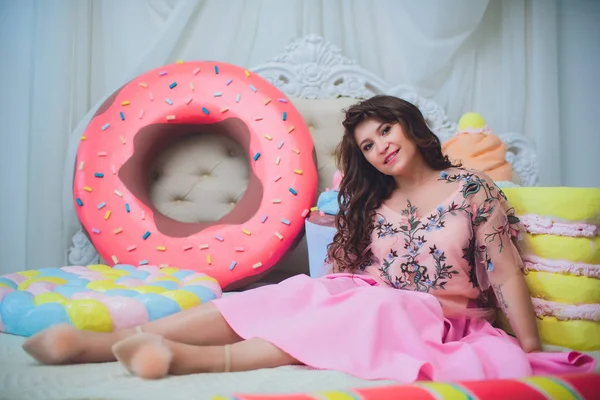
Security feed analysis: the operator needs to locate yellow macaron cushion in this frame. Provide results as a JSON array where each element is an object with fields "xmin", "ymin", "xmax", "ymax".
[
  {"xmin": 0, "ymin": 265, "xmax": 222, "ymax": 337},
  {"xmin": 495, "ymin": 311, "xmax": 600, "ymax": 351},
  {"xmin": 524, "ymin": 271, "xmax": 600, "ymax": 304},
  {"xmin": 520, "ymin": 233, "xmax": 600, "ymax": 264},
  {"xmin": 502, "ymin": 187, "xmax": 600, "ymax": 224}
]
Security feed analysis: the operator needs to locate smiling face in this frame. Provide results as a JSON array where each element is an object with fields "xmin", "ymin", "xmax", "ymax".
[{"xmin": 354, "ymin": 119, "xmax": 420, "ymax": 177}]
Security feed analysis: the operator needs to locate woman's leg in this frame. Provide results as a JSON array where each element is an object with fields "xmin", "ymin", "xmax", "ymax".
[
  {"xmin": 112, "ymin": 333, "xmax": 301, "ymax": 379},
  {"xmin": 22, "ymin": 302, "xmax": 241, "ymax": 365}
]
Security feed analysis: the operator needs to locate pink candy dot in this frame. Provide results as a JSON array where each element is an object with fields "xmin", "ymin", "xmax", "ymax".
[
  {"xmin": 145, "ymin": 273, "xmax": 169, "ymax": 283},
  {"xmin": 27, "ymin": 282, "xmax": 57, "ymax": 296},
  {"xmin": 61, "ymin": 266, "xmax": 90, "ymax": 274},
  {"xmin": 118, "ymin": 278, "xmax": 145, "ymax": 287},
  {"xmin": 2, "ymin": 273, "xmax": 26, "ymax": 285},
  {"xmin": 0, "ymin": 286, "xmax": 14, "ymax": 302},
  {"xmin": 72, "ymin": 291, "xmax": 110, "ymax": 301},
  {"xmin": 138, "ymin": 265, "xmax": 160, "ymax": 274},
  {"xmin": 104, "ymin": 297, "xmax": 149, "ymax": 330}
]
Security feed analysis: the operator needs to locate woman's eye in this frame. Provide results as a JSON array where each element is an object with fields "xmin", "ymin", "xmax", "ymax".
[
  {"xmin": 363, "ymin": 143, "xmax": 373, "ymax": 151},
  {"xmin": 382, "ymin": 126, "xmax": 391, "ymax": 135}
]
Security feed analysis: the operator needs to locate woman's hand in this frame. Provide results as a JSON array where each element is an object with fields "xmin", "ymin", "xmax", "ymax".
[{"xmin": 520, "ymin": 336, "xmax": 543, "ymax": 353}]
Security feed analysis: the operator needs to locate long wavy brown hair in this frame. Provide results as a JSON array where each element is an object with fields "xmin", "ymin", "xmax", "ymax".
[{"xmin": 326, "ymin": 95, "xmax": 458, "ymax": 273}]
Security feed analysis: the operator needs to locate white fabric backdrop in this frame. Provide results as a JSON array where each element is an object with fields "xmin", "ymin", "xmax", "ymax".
[{"xmin": 0, "ymin": 0, "xmax": 598, "ymax": 274}]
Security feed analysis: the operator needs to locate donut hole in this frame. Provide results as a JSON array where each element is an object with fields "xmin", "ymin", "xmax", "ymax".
[
  {"xmin": 119, "ymin": 118, "xmax": 263, "ymax": 238},
  {"xmin": 148, "ymin": 132, "xmax": 249, "ymax": 223}
]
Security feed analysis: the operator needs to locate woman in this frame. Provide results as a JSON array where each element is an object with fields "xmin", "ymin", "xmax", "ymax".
[{"xmin": 23, "ymin": 95, "xmax": 594, "ymax": 381}]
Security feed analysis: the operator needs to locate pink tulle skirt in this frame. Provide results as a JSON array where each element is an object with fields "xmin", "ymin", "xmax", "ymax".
[{"xmin": 212, "ymin": 273, "xmax": 595, "ymax": 382}]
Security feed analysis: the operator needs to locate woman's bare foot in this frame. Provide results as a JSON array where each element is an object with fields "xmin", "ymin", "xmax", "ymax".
[
  {"xmin": 22, "ymin": 323, "xmax": 133, "ymax": 364},
  {"xmin": 112, "ymin": 333, "xmax": 230, "ymax": 379},
  {"xmin": 22, "ymin": 324, "xmax": 83, "ymax": 365},
  {"xmin": 112, "ymin": 333, "xmax": 172, "ymax": 379}
]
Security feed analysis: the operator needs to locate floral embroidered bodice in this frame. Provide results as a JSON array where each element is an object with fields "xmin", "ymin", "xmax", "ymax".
[{"xmin": 362, "ymin": 168, "xmax": 524, "ymax": 317}]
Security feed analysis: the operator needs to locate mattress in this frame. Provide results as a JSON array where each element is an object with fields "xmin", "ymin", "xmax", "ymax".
[
  {"xmin": 1, "ymin": 332, "xmax": 598, "ymax": 400},
  {"xmin": 0, "ymin": 332, "xmax": 399, "ymax": 400}
]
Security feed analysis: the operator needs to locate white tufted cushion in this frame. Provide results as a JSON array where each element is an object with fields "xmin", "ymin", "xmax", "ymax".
[
  {"xmin": 290, "ymin": 96, "xmax": 358, "ymax": 195},
  {"xmin": 149, "ymin": 132, "xmax": 249, "ymax": 224}
]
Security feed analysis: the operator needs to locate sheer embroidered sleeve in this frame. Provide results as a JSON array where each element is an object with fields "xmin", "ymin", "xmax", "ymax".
[{"xmin": 467, "ymin": 173, "xmax": 525, "ymax": 292}]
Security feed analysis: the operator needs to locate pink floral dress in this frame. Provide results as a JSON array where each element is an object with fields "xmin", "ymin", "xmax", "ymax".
[
  {"xmin": 212, "ymin": 168, "xmax": 595, "ymax": 382},
  {"xmin": 362, "ymin": 168, "xmax": 525, "ymax": 319}
]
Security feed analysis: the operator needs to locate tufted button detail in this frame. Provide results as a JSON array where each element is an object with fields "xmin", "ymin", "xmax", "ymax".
[{"xmin": 228, "ymin": 149, "xmax": 238, "ymax": 157}]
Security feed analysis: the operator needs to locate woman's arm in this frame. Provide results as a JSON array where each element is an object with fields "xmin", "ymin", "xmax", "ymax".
[{"xmin": 492, "ymin": 272, "xmax": 542, "ymax": 353}]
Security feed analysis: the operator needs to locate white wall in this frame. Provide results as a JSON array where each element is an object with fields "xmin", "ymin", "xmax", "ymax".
[{"xmin": 557, "ymin": 0, "xmax": 600, "ymax": 188}]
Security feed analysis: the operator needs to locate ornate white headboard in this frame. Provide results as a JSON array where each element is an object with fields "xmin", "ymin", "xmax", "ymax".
[
  {"xmin": 251, "ymin": 34, "xmax": 539, "ymax": 187},
  {"xmin": 68, "ymin": 34, "xmax": 539, "ymax": 267}
]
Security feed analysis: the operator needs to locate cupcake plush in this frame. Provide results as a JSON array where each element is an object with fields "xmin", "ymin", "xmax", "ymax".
[{"xmin": 442, "ymin": 112, "xmax": 513, "ymax": 182}]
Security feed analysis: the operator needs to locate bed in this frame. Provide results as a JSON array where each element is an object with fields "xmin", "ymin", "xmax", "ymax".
[{"xmin": 1, "ymin": 35, "xmax": 597, "ymax": 400}]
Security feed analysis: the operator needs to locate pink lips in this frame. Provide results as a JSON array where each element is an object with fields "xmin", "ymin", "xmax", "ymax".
[{"xmin": 384, "ymin": 150, "xmax": 399, "ymax": 164}]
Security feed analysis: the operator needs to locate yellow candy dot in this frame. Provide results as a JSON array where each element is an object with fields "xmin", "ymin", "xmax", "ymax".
[
  {"xmin": 34, "ymin": 292, "xmax": 68, "ymax": 306},
  {"xmin": 18, "ymin": 277, "xmax": 67, "ymax": 291},
  {"xmin": 85, "ymin": 280, "xmax": 127, "ymax": 292},
  {"xmin": 134, "ymin": 285, "xmax": 167, "ymax": 294},
  {"xmin": 86, "ymin": 264, "xmax": 113, "ymax": 272},
  {"xmin": 187, "ymin": 276, "xmax": 219, "ymax": 285},
  {"xmin": 159, "ymin": 267, "xmax": 180, "ymax": 275},
  {"xmin": 99, "ymin": 272, "xmax": 128, "ymax": 281},
  {"xmin": 458, "ymin": 112, "xmax": 486, "ymax": 131},
  {"xmin": 65, "ymin": 299, "xmax": 113, "ymax": 332},
  {"xmin": 102, "ymin": 268, "xmax": 129, "ymax": 276},
  {"xmin": 17, "ymin": 270, "xmax": 41, "ymax": 279},
  {"xmin": 161, "ymin": 290, "xmax": 200, "ymax": 310}
]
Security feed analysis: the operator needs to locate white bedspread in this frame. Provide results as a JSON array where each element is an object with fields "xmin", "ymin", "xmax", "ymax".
[
  {"xmin": 0, "ymin": 333, "xmax": 398, "ymax": 400},
  {"xmin": 1, "ymin": 332, "xmax": 598, "ymax": 400}
]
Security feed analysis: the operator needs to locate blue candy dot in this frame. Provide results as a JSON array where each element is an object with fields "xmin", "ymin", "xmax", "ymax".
[
  {"xmin": 20, "ymin": 303, "xmax": 71, "ymax": 336},
  {"xmin": 128, "ymin": 270, "xmax": 151, "ymax": 280},
  {"xmin": 147, "ymin": 281, "xmax": 179, "ymax": 290},
  {"xmin": 53, "ymin": 285, "xmax": 89, "ymax": 298},
  {"xmin": 112, "ymin": 264, "xmax": 138, "ymax": 273},
  {"xmin": 1, "ymin": 291, "xmax": 35, "ymax": 336},
  {"xmin": 180, "ymin": 285, "xmax": 218, "ymax": 303},
  {"xmin": 104, "ymin": 289, "xmax": 139, "ymax": 297},
  {"xmin": 172, "ymin": 270, "xmax": 196, "ymax": 280},
  {"xmin": 0, "ymin": 277, "xmax": 17, "ymax": 290},
  {"xmin": 37, "ymin": 268, "xmax": 79, "ymax": 280},
  {"xmin": 134, "ymin": 293, "xmax": 181, "ymax": 321},
  {"xmin": 64, "ymin": 278, "xmax": 90, "ymax": 287}
]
